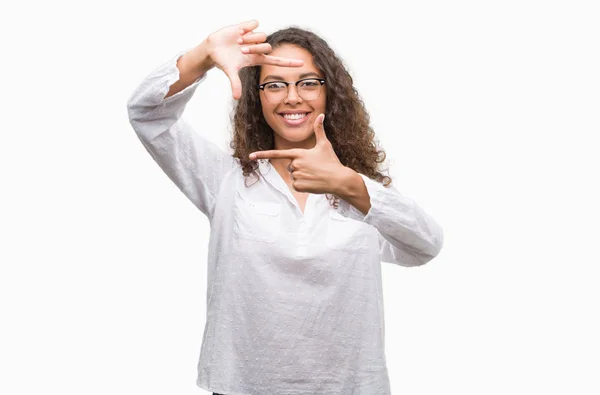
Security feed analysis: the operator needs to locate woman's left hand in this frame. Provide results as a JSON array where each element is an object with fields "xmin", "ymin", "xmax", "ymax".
[{"xmin": 249, "ymin": 114, "xmax": 353, "ymax": 195}]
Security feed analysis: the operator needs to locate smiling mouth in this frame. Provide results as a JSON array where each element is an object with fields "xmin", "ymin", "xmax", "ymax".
[
  {"xmin": 280, "ymin": 112, "xmax": 310, "ymax": 121},
  {"xmin": 279, "ymin": 113, "xmax": 311, "ymax": 126}
]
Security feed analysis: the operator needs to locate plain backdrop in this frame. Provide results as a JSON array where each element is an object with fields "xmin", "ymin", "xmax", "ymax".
[{"xmin": 1, "ymin": 0, "xmax": 599, "ymax": 394}]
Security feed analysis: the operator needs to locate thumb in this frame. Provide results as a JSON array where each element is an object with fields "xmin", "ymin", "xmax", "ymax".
[
  {"xmin": 225, "ymin": 68, "xmax": 242, "ymax": 100},
  {"xmin": 313, "ymin": 113, "xmax": 327, "ymax": 143}
]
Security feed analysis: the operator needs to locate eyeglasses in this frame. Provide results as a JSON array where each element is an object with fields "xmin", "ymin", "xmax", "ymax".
[{"xmin": 258, "ymin": 78, "xmax": 326, "ymax": 104}]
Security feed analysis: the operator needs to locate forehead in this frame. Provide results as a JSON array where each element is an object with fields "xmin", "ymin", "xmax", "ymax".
[{"xmin": 260, "ymin": 44, "xmax": 321, "ymax": 80}]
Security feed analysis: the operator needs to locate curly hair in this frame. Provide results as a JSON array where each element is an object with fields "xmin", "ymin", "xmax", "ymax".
[{"xmin": 231, "ymin": 26, "xmax": 391, "ymax": 191}]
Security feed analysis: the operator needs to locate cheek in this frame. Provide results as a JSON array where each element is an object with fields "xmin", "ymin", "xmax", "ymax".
[
  {"xmin": 261, "ymin": 103, "xmax": 274, "ymax": 125},
  {"xmin": 260, "ymin": 99, "xmax": 276, "ymax": 122},
  {"xmin": 318, "ymin": 93, "xmax": 327, "ymax": 112}
]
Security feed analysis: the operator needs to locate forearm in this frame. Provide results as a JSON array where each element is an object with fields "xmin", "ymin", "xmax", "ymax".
[
  {"xmin": 334, "ymin": 168, "xmax": 443, "ymax": 263},
  {"xmin": 165, "ymin": 41, "xmax": 215, "ymax": 99}
]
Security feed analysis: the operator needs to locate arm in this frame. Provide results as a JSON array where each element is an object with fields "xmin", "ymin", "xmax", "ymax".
[
  {"xmin": 165, "ymin": 43, "xmax": 215, "ymax": 99},
  {"xmin": 126, "ymin": 44, "xmax": 237, "ymax": 219},
  {"xmin": 336, "ymin": 170, "xmax": 444, "ymax": 267},
  {"xmin": 127, "ymin": 20, "xmax": 306, "ymax": 219},
  {"xmin": 245, "ymin": 112, "xmax": 443, "ymax": 266}
]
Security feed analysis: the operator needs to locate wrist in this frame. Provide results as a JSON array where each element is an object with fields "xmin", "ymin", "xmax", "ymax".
[
  {"xmin": 189, "ymin": 40, "xmax": 216, "ymax": 74},
  {"xmin": 333, "ymin": 167, "xmax": 360, "ymax": 199}
]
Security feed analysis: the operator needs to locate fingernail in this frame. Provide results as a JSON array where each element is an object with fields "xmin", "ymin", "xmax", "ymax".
[
  {"xmin": 241, "ymin": 47, "xmax": 249, "ymax": 53},
  {"xmin": 249, "ymin": 153, "xmax": 256, "ymax": 160}
]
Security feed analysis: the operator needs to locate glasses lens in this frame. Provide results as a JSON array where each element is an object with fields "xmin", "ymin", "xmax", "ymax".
[
  {"xmin": 263, "ymin": 82, "xmax": 287, "ymax": 103},
  {"xmin": 298, "ymin": 79, "xmax": 322, "ymax": 100}
]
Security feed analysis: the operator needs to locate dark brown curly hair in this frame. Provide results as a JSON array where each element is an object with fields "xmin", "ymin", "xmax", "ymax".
[{"xmin": 231, "ymin": 26, "xmax": 391, "ymax": 190}]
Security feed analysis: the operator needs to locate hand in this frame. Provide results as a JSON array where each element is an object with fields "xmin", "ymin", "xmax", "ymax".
[
  {"xmin": 249, "ymin": 114, "xmax": 353, "ymax": 195},
  {"xmin": 205, "ymin": 20, "xmax": 304, "ymax": 100}
]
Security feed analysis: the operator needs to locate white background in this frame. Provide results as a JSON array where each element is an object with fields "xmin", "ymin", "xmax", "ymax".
[{"xmin": 1, "ymin": 0, "xmax": 599, "ymax": 394}]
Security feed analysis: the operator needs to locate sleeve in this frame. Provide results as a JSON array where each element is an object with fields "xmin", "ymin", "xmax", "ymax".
[
  {"xmin": 126, "ymin": 51, "xmax": 238, "ymax": 220},
  {"xmin": 337, "ymin": 174, "xmax": 444, "ymax": 267}
]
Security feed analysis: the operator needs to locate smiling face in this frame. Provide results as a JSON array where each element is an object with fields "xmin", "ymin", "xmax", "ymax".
[{"xmin": 259, "ymin": 44, "xmax": 327, "ymax": 150}]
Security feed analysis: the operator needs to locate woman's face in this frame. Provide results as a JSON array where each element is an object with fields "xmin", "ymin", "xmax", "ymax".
[{"xmin": 259, "ymin": 44, "xmax": 327, "ymax": 150}]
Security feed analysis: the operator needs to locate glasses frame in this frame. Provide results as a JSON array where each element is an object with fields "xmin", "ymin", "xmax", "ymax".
[{"xmin": 258, "ymin": 78, "xmax": 326, "ymax": 103}]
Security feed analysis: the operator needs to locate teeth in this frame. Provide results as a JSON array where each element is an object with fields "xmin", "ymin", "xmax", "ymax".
[{"xmin": 283, "ymin": 113, "xmax": 307, "ymax": 120}]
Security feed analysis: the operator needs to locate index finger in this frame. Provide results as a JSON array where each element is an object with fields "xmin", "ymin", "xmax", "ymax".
[
  {"xmin": 237, "ymin": 20, "xmax": 259, "ymax": 34},
  {"xmin": 249, "ymin": 149, "xmax": 301, "ymax": 160},
  {"xmin": 260, "ymin": 55, "xmax": 304, "ymax": 67}
]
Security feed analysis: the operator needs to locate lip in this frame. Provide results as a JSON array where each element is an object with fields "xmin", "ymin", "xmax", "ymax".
[{"xmin": 278, "ymin": 112, "xmax": 311, "ymax": 127}]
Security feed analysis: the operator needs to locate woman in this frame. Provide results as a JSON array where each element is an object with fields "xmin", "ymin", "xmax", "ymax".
[{"xmin": 127, "ymin": 19, "xmax": 443, "ymax": 395}]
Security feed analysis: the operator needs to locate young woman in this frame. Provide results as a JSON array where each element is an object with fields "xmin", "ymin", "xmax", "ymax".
[{"xmin": 127, "ymin": 19, "xmax": 443, "ymax": 395}]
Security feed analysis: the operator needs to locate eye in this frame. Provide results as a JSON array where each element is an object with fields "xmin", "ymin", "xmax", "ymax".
[
  {"xmin": 265, "ymin": 82, "xmax": 286, "ymax": 91},
  {"xmin": 299, "ymin": 79, "xmax": 320, "ymax": 89}
]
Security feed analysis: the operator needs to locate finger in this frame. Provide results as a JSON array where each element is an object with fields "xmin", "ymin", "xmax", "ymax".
[
  {"xmin": 313, "ymin": 113, "xmax": 327, "ymax": 143},
  {"xmin": 241, "ymin": 43, "xmax": 272, "ymax": 54},
  {"xmin": 238, "ymin": 32, "xmax": 267, "ymax": 45},
  {"xmin": 259, "ymin": 55, "xmax": 304, "ymax": 67},
  {"xmin": 292, "ymin": 180, "xmax": 309, "ymax": 193},
  {"xmin": 224, "ymin": 67, "xmax": 242, "ymax": 100},
  {"xmin": 291, "ymin": 171, "xmax": 307, "ymax": 180},
  {"xmin": 237, "ymin": 19, "xmax": 259, "ymax": 35},
  {"xmin": 249, "ymin": 149, "xmax": 301, "ymax": 160}
]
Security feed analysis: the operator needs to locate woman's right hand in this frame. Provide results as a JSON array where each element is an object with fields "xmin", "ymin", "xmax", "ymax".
[{"xmin": 203, "ymin": 20, "xmax": 304, "ymax": 100}]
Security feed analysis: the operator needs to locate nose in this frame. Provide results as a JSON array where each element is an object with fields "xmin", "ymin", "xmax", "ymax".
[{"xmin": 283, "ymin": 85, "xmax": 302, "ymax": 105}]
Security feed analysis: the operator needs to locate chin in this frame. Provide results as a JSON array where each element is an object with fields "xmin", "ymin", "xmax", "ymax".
[
  {"xmin": 275, "ymin": 128, "xmax": 313, "ymax": 144},
  {"xmin": 284, "ymin": 134, "xmax": 312, "ymax": 143}
]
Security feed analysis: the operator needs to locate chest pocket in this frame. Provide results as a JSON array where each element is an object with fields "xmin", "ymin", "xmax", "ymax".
[
  {"xmin": 326, "ymin": 210, "xmax": 369, "ymax": 252},
  {"xmin": 233, "ymin": 193, "xmax": 282, "ymax": 244}
]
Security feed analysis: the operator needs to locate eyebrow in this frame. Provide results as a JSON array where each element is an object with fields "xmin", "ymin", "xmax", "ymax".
[{"xmin": 262, "ymin": 72, "xmax": 322, "ymax": 82}]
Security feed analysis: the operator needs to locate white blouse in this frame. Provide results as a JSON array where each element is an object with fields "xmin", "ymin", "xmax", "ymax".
[{"xmin": 127, "ymin": 51, "xmax": 444, "ymax": 395}]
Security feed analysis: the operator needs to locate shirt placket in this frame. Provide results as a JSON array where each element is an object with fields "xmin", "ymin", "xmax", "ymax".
[{"xmin": 258, "ymin": 160, "xmax": 315, "ymax": 257}]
